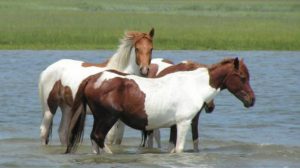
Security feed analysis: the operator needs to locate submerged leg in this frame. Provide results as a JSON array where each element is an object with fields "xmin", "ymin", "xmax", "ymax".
[
  {"xmin": 114, "ymin": 121, "xmax": 125, "ymax": 144},
  {"xmin": 106, "ymin": 120, "xmax": 125, "ymax": 145},
  {"xmin": 191, "ymin": 111, "xmax": 201, "ymax": 152},
  {"xmin": 91, "ymin": 116, "xmax": 119, "ymax": 154},
  {"xmin": 58, "ymin": 105, "xmax": 72, "ymax": 145},
  {"xmin": 40, "ymin": 105, "xmax": 57, "ymax": 145},
  {"xmin": 146, "ymin": 131, "xmax": 153, "ymax": 148},
  {"xmin": 168, "ymin": 125, "xmax": 177, "ymax": 152},
  {"xmin": 174, "ymin": 121, "xmax": 191, "ymax": 153},
  {"xmin": 153, "ymin": 129, "xmax": 161, "ymax": 148}
]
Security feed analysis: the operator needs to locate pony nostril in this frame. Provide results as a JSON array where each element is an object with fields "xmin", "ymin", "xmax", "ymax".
[
  {"xmin": 251, "ymin": 97, "xmax": 256, "ymax": 106},
  {"xmin": 140, "ymin": 67, "xmax": 149, "ymax": 76}
]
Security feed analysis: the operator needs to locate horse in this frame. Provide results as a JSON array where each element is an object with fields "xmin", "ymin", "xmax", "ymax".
[
  {"xmin": 65, "ymin": 57, "xmax": 255, "ymax": 154},
  {"xmin": 143, "ymin": 60, "xmax": 216, "ymax": 151},
  {"xmin": 104, "ymin": 58, "xmax": 174, "ymax": 147},
  {"xmin": 107, "ymin": 59, "xmax": 215, "ymax": 151},
  {"xmin": 39, "ymin": 28, "xmax": 155, "ymax": 145}
]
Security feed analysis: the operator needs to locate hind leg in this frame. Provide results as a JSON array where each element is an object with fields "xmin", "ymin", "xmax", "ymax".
[
  {"xmin": 105, "ymin": 121, "xmax": 118, "ymax": 145},
  {"xmin": 168, "ymin": 125, "xmax": 177, "ymax": 152},
  {"xmin": 114, "ymin": 121, "xmax": 125, "ymax": 144},
  {"xmin": 153, "ymin": 129, "xmax": 161, "ymax": 148},
  {"xmin": 40, "ymin": 106, "xmax": 56, "ymax": 145},
  {"xmin": 58, "ymin": 104, "xmax": 72, "ymax": 145},
  {"xmin": 146, "ymin": 129, "xmax": 160, "ymax": 148},
  {"xmin": 91, "ymin": 116, "xmax": 119, "ymax": 154},
  {"xmin": 106, "ymin": 120, "xmax": 125, "ymax": 145},
  {"xmin": 146, "ymin": 131, "xmax": 154, "ymax": 148},
  {"xmin": 191, "ymin": 111, "xmax": 201, "ymax": 152}
]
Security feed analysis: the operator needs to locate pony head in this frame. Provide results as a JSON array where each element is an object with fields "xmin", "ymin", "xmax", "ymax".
[
  {"xmin": 126, "ymin": 28, "xmax": 154, "ymax": 76},
  {"xmin": 223, "ymin": 58, "xmax": 255, "ymax": 108}
]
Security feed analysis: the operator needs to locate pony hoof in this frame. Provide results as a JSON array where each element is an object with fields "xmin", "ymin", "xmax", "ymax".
[
  {"xmin": 194, "ymin": 148, "xmax": 200, "ymax": 153},
  {"xmin": 169, "ymin": 148, "xmax": 176, "ymax": 153},
  {"xmin": 104, "ymin": 144, "xmax": 113, "ymax": 154}
]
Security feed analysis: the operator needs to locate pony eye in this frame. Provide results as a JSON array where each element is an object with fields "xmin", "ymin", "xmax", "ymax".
[
  {"xmin": 135, "ymin": 48, "xmax": 139, "ymax": 52},
  {"xmin": 240, "ymin": 76, "xmax": 247, "ymax": 82}
]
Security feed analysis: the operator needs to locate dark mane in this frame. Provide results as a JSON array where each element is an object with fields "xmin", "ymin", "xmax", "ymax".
[
  {"xmin": 156, "ymin": 61, "xmax": 207, "ymax": 78},
  {"xmin": 208, "ymin": 58, "xmax": 236, "ymax": 70}
]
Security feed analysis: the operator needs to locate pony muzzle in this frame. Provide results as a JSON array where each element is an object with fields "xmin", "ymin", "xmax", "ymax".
[
  {"xmin": 236, "ymin": 91, "xmax": 255, "ymax": 108},
  {"xmin": 242, "ymin": 94, "xmax": 255, "ymax": 108},
  {"xmin": 140, "ymin": 66, "xmax": 150, "ymax": 76}
]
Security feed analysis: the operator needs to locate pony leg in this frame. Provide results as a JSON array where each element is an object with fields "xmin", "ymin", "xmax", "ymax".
[
  {"xmin": 40, "ymin": 93, "xmax": 58, "ymax": 145},
  {"xmin": 146, "ymin": 131, "xmax": 154, "ymax": 148},
  {"xmin": 91, "ymin": 116, "xmax": 118, "ymax": 154},
  {"xmin": 153, "ymin": 129, "xmax": 161, "ymax": 148},
  {"xmin": 174, "ymin": 121, "xmax": 191, "ymax": 153},
  {"xmin": 191, "ymin": 111, "xmax": 201, "ymax": 152},
  {"xmin": 114, "ymin": 121, "xmax": 125, "ymax": 144},
  {"xmin": 40, "ymin": 108, "xmax": 55, "ymax": 145},
  {"xmin": 106, "ymin": 120, "xmax": 125, "ymax": 145},
  {"xmin": 58, "ymin": 105, "xmax": 72, "ymax": 145},
  {"xmin": 168, "ymin": 125, "xmax": 177, "ymax": 152},
  {"xmin": 105, "ymin": 125, "xmax": 116, "ymax": 145}
]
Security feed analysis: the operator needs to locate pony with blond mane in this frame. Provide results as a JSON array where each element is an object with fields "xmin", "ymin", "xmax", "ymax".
[{"xmin": 39, "ymin": 28, "xmax": 154, "ymax": 145}]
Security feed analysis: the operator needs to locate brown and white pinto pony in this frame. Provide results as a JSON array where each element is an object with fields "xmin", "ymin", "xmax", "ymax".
[
  {"xmin": 65, "ymin": 57, "xmax": 255, "ymax": 154},
  {"xmin": 143, "ymin": 60, "xmax": 215, "ymax": 151},
  {"xmin": 39, "ymin": 28, "xmax": 154, "ymax": 145},
  {"xmin": 107, "ymin": 59, "xmax": 215, "ymax": 151}
]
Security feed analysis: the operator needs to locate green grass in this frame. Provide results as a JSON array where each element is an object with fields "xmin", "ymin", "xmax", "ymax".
[{"xmin": 0, "ymin": 0, "xmax": 300, "ymax": 50}]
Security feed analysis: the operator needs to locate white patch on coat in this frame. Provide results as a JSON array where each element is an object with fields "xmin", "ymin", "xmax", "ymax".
[
  {"xmin": 151, "ymin": 58, "xmax": 173, "ymax": 74},
  {"xmin": 97, "ymin": 68, "xmax": 219, "ymax": 131}
]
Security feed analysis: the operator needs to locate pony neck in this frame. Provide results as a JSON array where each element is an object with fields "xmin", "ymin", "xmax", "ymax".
[
  {"xmin": 106, "ymin": 38, "xmax": 136, "ymax": 72},
  {"xmin": 208, "ymin": 63, "xmax": 232, "ymax": 90}
]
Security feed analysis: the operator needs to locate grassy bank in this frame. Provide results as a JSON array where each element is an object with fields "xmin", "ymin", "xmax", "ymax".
[{"xmin": 0, "ymin": 0, "xmax": 300, "ymax": 50}]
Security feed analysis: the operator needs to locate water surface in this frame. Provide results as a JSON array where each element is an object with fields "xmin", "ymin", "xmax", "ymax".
[{"xmin": 0, "ymin": 50, "xmax": 299, "ymax": 168}]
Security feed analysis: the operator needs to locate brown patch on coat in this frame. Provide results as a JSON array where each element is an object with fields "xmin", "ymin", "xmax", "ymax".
[
  {"xmin": 156, "ymin": 61, "xmax": 205, "ymax": 78},
  {"xmin": 161, "ymin": 59, "xmax": 174, "ymax": 64},
  {"xmin": 66, "ymin": 72, "xmax": 149, "ymax": 153},
  {"xmin": 84, "ymin": 75, "xmax": 148, "ymax": 131},
  {"xmin": 47, "ymin": 80, "xmax": 74, "ymax": 113},
  {"xmin": 81, "ymin": 60, "xmax": 109, "ymax": 68},
  {"xmin": 147, "ymin": 64, "xmax": 159, "ymax": 78}
]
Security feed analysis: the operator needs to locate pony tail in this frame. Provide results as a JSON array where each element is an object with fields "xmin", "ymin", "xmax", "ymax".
[{"xmin": 65, "ymin": 78, "xmax": 89, "ymax": 154}]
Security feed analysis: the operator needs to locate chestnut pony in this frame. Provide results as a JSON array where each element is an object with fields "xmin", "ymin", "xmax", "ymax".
[
  {"xmin": 66, "ymin": 57, "xmax": 255, "ymax": 154},
  {"xmin": 39, "ymin": 28, "xmax": 154, "ymax": 145}
]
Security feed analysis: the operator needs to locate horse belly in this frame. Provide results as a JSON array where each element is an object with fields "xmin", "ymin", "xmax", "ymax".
[{"xmin": 145, "ymin": 106, "xmax": 177, "ymax": 130}]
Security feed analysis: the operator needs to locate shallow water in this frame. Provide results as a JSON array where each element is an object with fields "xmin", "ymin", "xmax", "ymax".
[{"xmin": 0, "ymin": 50, "xmax": 299, "ymax": 168}]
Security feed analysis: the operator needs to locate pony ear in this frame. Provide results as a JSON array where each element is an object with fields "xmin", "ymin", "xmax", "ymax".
[
  {"xmin": 149, "ymin": 28, "xmax": 155, "ymax": 38},
  {"xmin": 234, "ymin": 57, "xmax": 239, "ymax": 70}
]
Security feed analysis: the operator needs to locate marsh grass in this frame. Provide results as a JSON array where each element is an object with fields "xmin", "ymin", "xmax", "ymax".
[{"xmin": 0, "ymin": 0, "xmax": 299, "ymax": 50}]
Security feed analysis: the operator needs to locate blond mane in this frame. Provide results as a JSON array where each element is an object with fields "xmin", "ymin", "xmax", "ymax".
[{"xmin": 106, "ymin": 31, "xmax": 151, "ymax": 71}]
